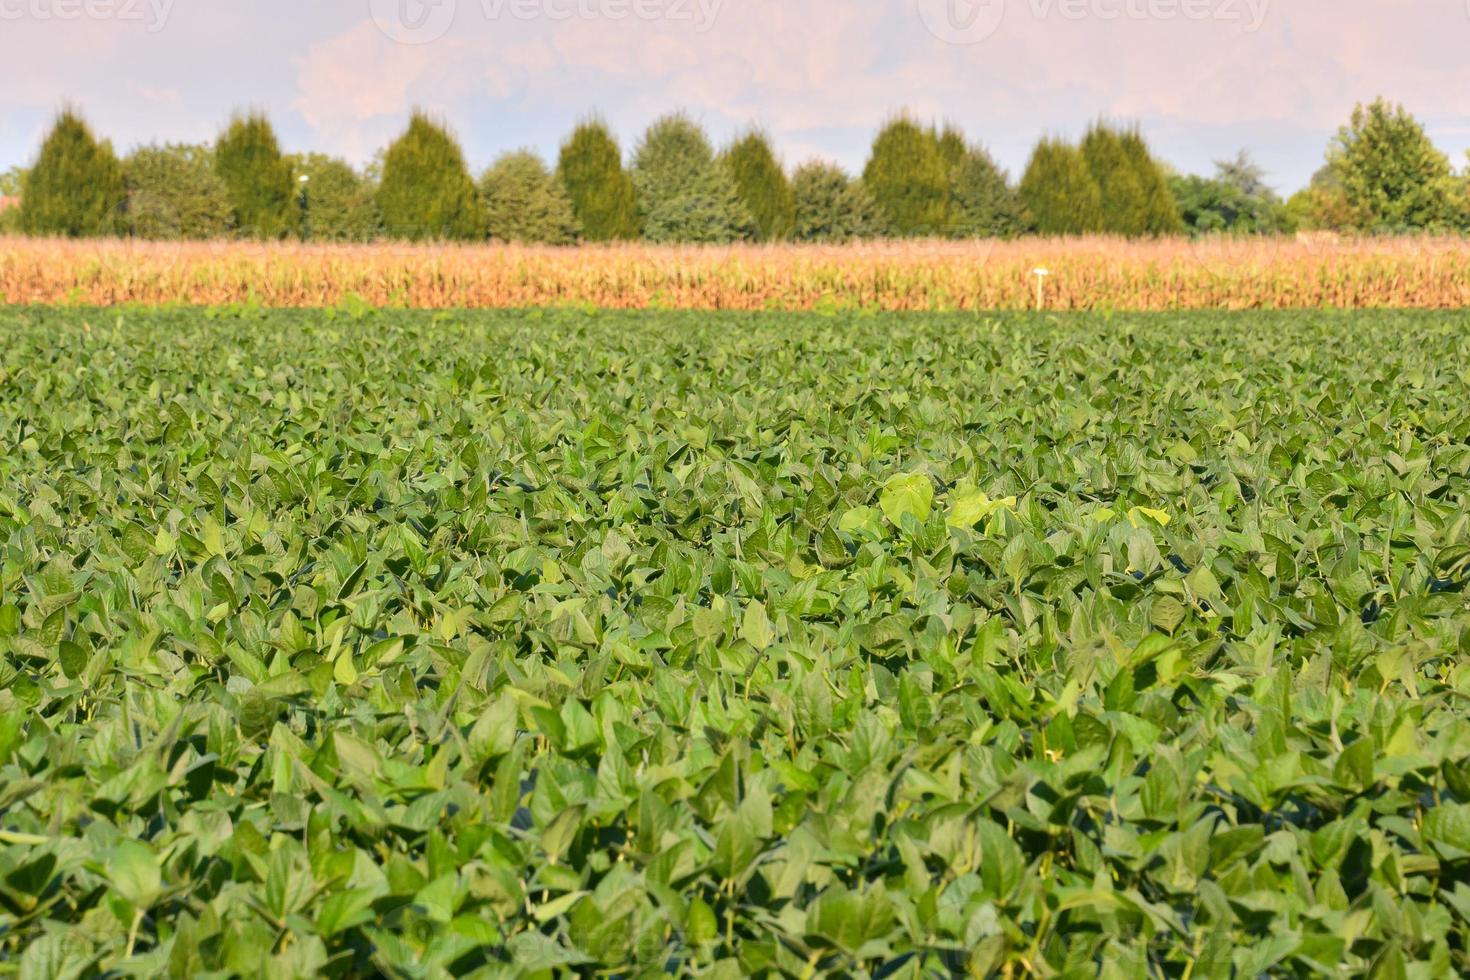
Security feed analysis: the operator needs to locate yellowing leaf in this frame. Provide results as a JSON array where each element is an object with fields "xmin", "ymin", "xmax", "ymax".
[
  {"xmin": 1128, "ymin": 506, "xmax": 1172, "ymax": 528},
  {"xmin": 947, "ymin": 482, "xmax": 1017, "ymax": 529},
  {"xmin": 880, "ymin": 472, "xmax": 933, "ymax": 527},
  {"xmin": 333, "ymin": 653, "xmax": 359, "ymax": 686}
]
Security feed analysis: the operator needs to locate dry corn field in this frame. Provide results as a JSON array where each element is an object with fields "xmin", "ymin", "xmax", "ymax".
[{"xmin": 3, "ymin": 234, "xmax": 1470, "ymax": 310}]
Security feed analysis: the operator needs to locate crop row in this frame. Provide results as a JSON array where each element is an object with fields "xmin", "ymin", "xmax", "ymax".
[{"xmin": 3, "ymin": 235, "xmax": 1470, "ymax": 310}]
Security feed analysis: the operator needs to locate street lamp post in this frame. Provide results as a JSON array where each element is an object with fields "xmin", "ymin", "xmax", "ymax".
[{"xmin": 298, "ymin": 174, "xmax": 310, "ymax": 243}]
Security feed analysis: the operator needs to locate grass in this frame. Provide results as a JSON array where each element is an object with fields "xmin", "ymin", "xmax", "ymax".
[
  {"xmin": 2, "ymin": 234, "xmax": 1470, "ymax": 310},
  {"xmin": 1, "ymin": 306, "xmax": 1469, "ymax": 976}
]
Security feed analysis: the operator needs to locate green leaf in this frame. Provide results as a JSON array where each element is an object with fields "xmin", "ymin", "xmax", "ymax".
[
  {"xmin": 741, "ymin": 600, "xmax": 775, "ymax": 651},
  {"xmin": 1423, "ymin": 804, "xmax": 1470, "ymax": 860},
  {"xmin": 806, "ymin": 884, "xmax": 896, "ymax": 954},
  {"xmin": 18, "ymin": 932, "xmax": 88, "ymax": 980},
  {"xmin": 1149, "ymin": 596, "xmax": 1187, "ymax": 635},
  {"xmin": 106, "ymin": 840, "xmax": 161, "ymax": 909},
  {"xmin": 712, "ymin": 784, "xmax": 773, "ymax": 880},
  {"xmin": 541, "ymin": 805, "xmax": 585, "ymax": 864},
  {"xmin": 333, "ymin": 653, "xmax": 359, "ymax": 686},
  {"xmin": 838, "ymin": 505, "xmax": 880, "ymax": 535},
  {"xmin": 469, "ymin": 693, "xmax": 518, "ymax": 763},
  {"xmin": 57, "ymin": 640, "xmax": 88, "ymax": 679},
  {"xmin": 316, "ymin": 888, "xmax": 379, "ymax": 938}
]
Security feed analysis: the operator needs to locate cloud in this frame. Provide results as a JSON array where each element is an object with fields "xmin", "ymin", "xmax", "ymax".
[
  {"xmin": 292, "ymin": 22, "xmax": 478, "ymax": 159},
  {"xmin": 1, "ymin": 0, "xmax": 1468, "ymax": 191}
]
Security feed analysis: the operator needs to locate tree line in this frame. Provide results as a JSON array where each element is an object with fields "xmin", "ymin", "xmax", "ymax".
[{"xmin": 3, "ymin": 98, "xmax": 1466, "ymax": 244}]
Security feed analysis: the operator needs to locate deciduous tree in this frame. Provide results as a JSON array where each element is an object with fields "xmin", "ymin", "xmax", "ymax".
[
  {"xmin": 1328, "ymin": 98, "xmax": 1459, "ymax": 231},
  {"xmin": 123, "ymin": 144, "xmax": 234, "ymax": 240}
]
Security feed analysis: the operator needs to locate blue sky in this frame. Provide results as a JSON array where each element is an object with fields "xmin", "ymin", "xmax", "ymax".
[{"xmin": 3, "ymin": 0, "xmax": 1467, "ymax": 195}]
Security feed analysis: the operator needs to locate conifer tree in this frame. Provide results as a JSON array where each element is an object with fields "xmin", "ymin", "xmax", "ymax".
[
  {"xmin": 1119, "ymin": 128, "xmax": 1184, "ymax": 235},
  {"xmin": 214, "ymin": 112, "xmax": 298, "ymax": 238},
  {"xmin": 791, "ymin": 161, "xmax": 887, "ymax": 242},
  {"xmin": 1080, "ymin": 123, "xmax": 1148, "ymax": 236},
  {"xmin": 631, "ymin": 113, "xmax": 753, "ymax": 244},
  {"xmin": 19, "ymin": 109, "xmax": 125, "ymax": 237},
  {"xmin": 936, "ymin": 125, "xmax": 968, "ymax": 176},
  {"xmin": 944, "ymin": 140, "xmax": 1024, "ymax": 238},
  {"xmin": 1019, "ymin": 137, "xmax": 1103, "ymax": 235},
  {"xmin": 480, "ymin": 150, "xmax": 580, "ymax": 244},
  {"xmin": 721, "ymin": 130, "xmax": 795, "ymax": 242},
  {"xmin": 376, "ymin": 112, "xmax": 484, "ymax": 241},
  {"xmin": 556, "ymin": 120, "xmax": 639, "ymax": 242},
  {"xmin": 1076, "ymin": 122, "xmax": 1182, "ymax": 236},
  {"xmin": 862, "ymin": 117, "xmax": 949, "ymax": 236}
]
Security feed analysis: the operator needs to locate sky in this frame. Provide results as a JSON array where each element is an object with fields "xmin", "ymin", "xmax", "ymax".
[{"xmin": 2, "ymin": 0, "xmax": 1468, "ymax": 195}]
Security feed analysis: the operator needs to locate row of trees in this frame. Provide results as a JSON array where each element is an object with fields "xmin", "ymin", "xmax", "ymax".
[
  {"xmin": 3, "ymin": 108, "xmax": 1011, "ymax": 244},
  {"xmin": 6, "ymin": 99, "xmax": 1468, "ymax": 243}
]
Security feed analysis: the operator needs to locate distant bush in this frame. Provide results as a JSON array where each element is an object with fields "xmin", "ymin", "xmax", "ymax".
[
  {"xmin": 1019, "ymin": 138, "xmax": 1102, "ymax": 235},
  {"xmin": 862, "ymin": 117, "xmax": 949, "ymax": 236},
  {"xmin": 631, "ymin": 113, "xmax": 753, "ymax": 244},
  {"xmin": 792, "ymin": 162, "xmax": 887, "ymax": 243},
  {"xmin": 0, "ymin": 167, "xmax": 28, "ymax": 234},
  {"xmin": 121, "ymin": 144, "xmax": 234, "ymax": 240},
  {"xmin": 721, "ymin": 131, "xmax": 795, "ymax": 242},
  {"xmin": 0, "ymin": 166, "xmax": 25, "ymax": 196},
  {"xmin": 290, "ymin": 153, "xmax": 380, "ymax": 242},
  {"xmin": 1170, "ymin": 152, "xmax": 1286, "ymax": 235},
  {"xmin": 556, "ymin": 120, "xmax": 639, "ymax": 242},
  {"xmin": 480, "ymin": 150, "xmax": 579, "ymax": 245},
  {"xmin": 377, "ymin": 112, "xmax": 484, "ymax": 242},
  {"xmin": 19, "ymin": 109, "xmax": 125, "ymax": 237},
  {"xmin": 1284, "ymin": 167, "xmax": 1355, "ymax": 232},
  {"xmin": 215, "ymin": 112, "xmax": 297, "ymax": 239},
  {"xmin": 1455, "ymin": 153, "xmax": 1470, "ymax": 230}
]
